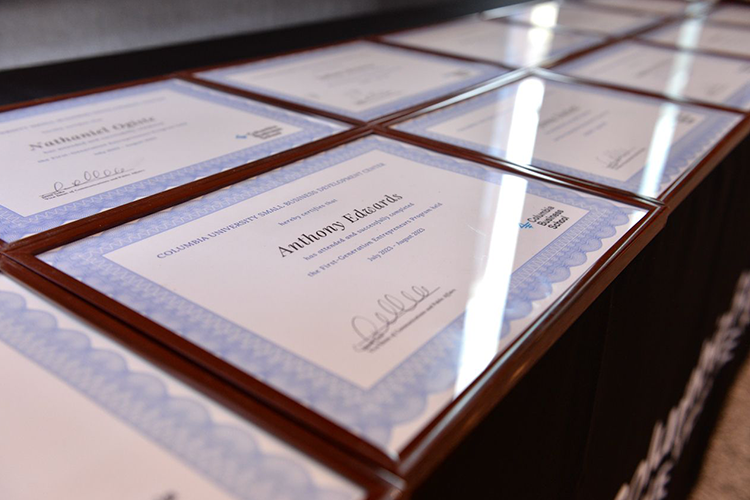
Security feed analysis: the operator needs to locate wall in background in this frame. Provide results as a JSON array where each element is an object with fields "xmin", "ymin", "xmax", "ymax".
[{"xmin": 0, "ymin": 0, "xmax": 450, "ymax": 71}]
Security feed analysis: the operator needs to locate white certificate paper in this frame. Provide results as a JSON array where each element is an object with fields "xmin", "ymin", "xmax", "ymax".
[
  {"xmin": 383, "ymin": 18, "xmax": 604, "ymax": 68},
  {"xmin": 195, "ymin": 41, "xmax": 506, "ymax": 122},
  {"xmin": 501, "ymin": 1, "xmax": 660, "ymax": 36},
  {"xmin": 580, "ymin": 0, "xmax": 707, "ymax": 15},
  {"xmin": 43, "ymin": 136, "xmax": 646, "ymax": 454},
  {"xmin": 554, "ymin": 41, "xmax": 750, "ymax": 111},
  {"xmin": 392, "ymin": 77, "xmax": 740, "ymax": 197},
  {"xmin": 642, "ymin": 20, "xmax": 750, "ymax": 58},
  {"xmin": 0, "ymin": 276, "xmax": 363, "ymax": 500},
  {"xmin": 0, "ymin": 79, "xmax": 345, "ymax": 242}
]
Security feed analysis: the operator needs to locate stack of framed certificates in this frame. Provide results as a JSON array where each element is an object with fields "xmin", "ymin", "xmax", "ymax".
[{"xmin": 1, "ymin": 0, "xmax": 749, "ymax": 498}]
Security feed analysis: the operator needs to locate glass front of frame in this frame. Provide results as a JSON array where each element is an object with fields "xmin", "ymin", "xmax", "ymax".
[
  {"xmin": 195, "ymin": 41, "xmax": 507, "ymax": 122},
  {"xmin": 42, "ymin": 136, "xmax": 647, "ymax": 456},
  {"xmin": 579, "ymin": 0, "xmax": 709, "ymax": 16},
  {"xmin": 641, "ymin": 18, "xmax": 750, "ymax": 59},
  {"xmin": 493, "ymin": 1, "xmax": 661, "ymax": 36},
  {"xmin": 383, "ymin": 18, "xmax": 604, "ymax": 68},
  {"xmin": 392, "ymin": 76, "xmax": 741, "ymax": 198},
  {"xmin": 553, "ymin": 41, "xmax": 750, "ymax": 111}
]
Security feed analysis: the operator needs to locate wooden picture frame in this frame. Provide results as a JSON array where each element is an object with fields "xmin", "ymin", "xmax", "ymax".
[{"xmin": 4, "ymin": 127, "xmax": 666, "ymax": 489}]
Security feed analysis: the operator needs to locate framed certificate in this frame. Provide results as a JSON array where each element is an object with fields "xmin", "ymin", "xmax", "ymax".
[
  {"xmin": 553, "ymin": 41, "xmax": 750, "ymax": 111},
  {"xmin": 0, "ymin": 259, "xmax": 393, "ymax": 500},
  {"xmin": 578, "ymin": 0, "xmax": 708, "ymax": 16},
  {"xmin": 381, "ymin": 18, "xmax": 604, "ymax": 68},
  {"xmin": 640, "ymin": 19, "xmax": 750, "ymax": 59},
  {"xmin": 192, "ymin": 41, "xmax": 506, "ymax": 123},
  {"xmin": 389, "ymin": 75, "xmax": 743, "ymax": 202},
  {"xmin": 707, "ymin": 4, "xmax": 750, "ymax": 27},
  {"xmin": 491, "ymin": 1, "xmax": 662, "ymax": 36},
  {"xmin": 26, "ymin": 133, "xmax": 662, "ymax": 475},
  {"xmin": 0, "ymin": 78, "xmax": 348, "ymax": 244}
]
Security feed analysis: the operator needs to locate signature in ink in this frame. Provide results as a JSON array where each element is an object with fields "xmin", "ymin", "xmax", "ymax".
[
  {"xmin": 52, "ymin": 167, "xmax": 128, "ymax": 193},
  {"xmin": 596, "ymin": 147, "xmax": 643, "ymax": 171},
  {"xmin": 351, "ymin": 285, "xmax": 439, "ymax": 352}
]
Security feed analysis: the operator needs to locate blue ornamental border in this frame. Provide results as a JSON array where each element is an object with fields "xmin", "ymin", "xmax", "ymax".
[
  {"xmin": 0, "ymin": 79, "xmax": 344, "ymax": 242},
  {"xmin": 0, "ymin": 287, "xmax": 359, "ymax": 500},
  {"xmin": 42, "ymin": 136, "xmax": 636, "ymax": 451}
]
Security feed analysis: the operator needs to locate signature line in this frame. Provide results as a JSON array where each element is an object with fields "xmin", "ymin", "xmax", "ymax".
[{"xmin": 351, "ymin": 285, "xmax": 440, "ymax": 352}]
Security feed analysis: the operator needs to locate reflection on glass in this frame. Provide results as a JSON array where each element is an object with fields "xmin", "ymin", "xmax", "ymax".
[
  {"xmin": 456, "ymin": 78, "xmax": 544, "ymax": 393},
  {"xmin": 383, "ymin": 16, "xmax": 600, "ymax": 68},
  {"xmin": 504, "ymin": 78, "xmax": 546, "ymax": 166},
  {"xmin": 639, "ymin": 20, "xmax": 702, "ymax": 197},
  {"xmin": 501, "ymin": 22, "xmax": 560, "ymax": 67},
  {"xmin": 39, "ymin": 129, "xmax": 650, "ymax": 455},
  {"xmin": 528, "ymin": 2, "xmax": 561, "ymax": 29},
  {"xmin": 639, "ymin": 103, "xmax": 680, "ymax": 197},
  {"xmin": 672, "ymin": 17, "xmax": 705, "ymax": 59},
  {"xmin": 644, "ymin": 17, "xmax": 710, "ymax": 52},
  {"xmin": 582, "ymin": 0, "xmax": 708, "ymax": 16},
  {"xmin": 457, "ymin": 175, "xmax": 528, "ymax": 394},
  {"xmin": 553, "ymin": 38, "xmax": 750, "ymax": 111},
  {"xmin": 508, "ymin": 1, "xmax": 663, "ymax": 36},
  {"xmin": 514, "ymin": 4, "xmax": 559, "ymax": 67},
  {"xmin": 528, "ymin": 27, "xmax": 556, "ymax": 65},
  {"xmin": 393, "ymin": 67, "xmax": 740, "ymax": 200}
]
